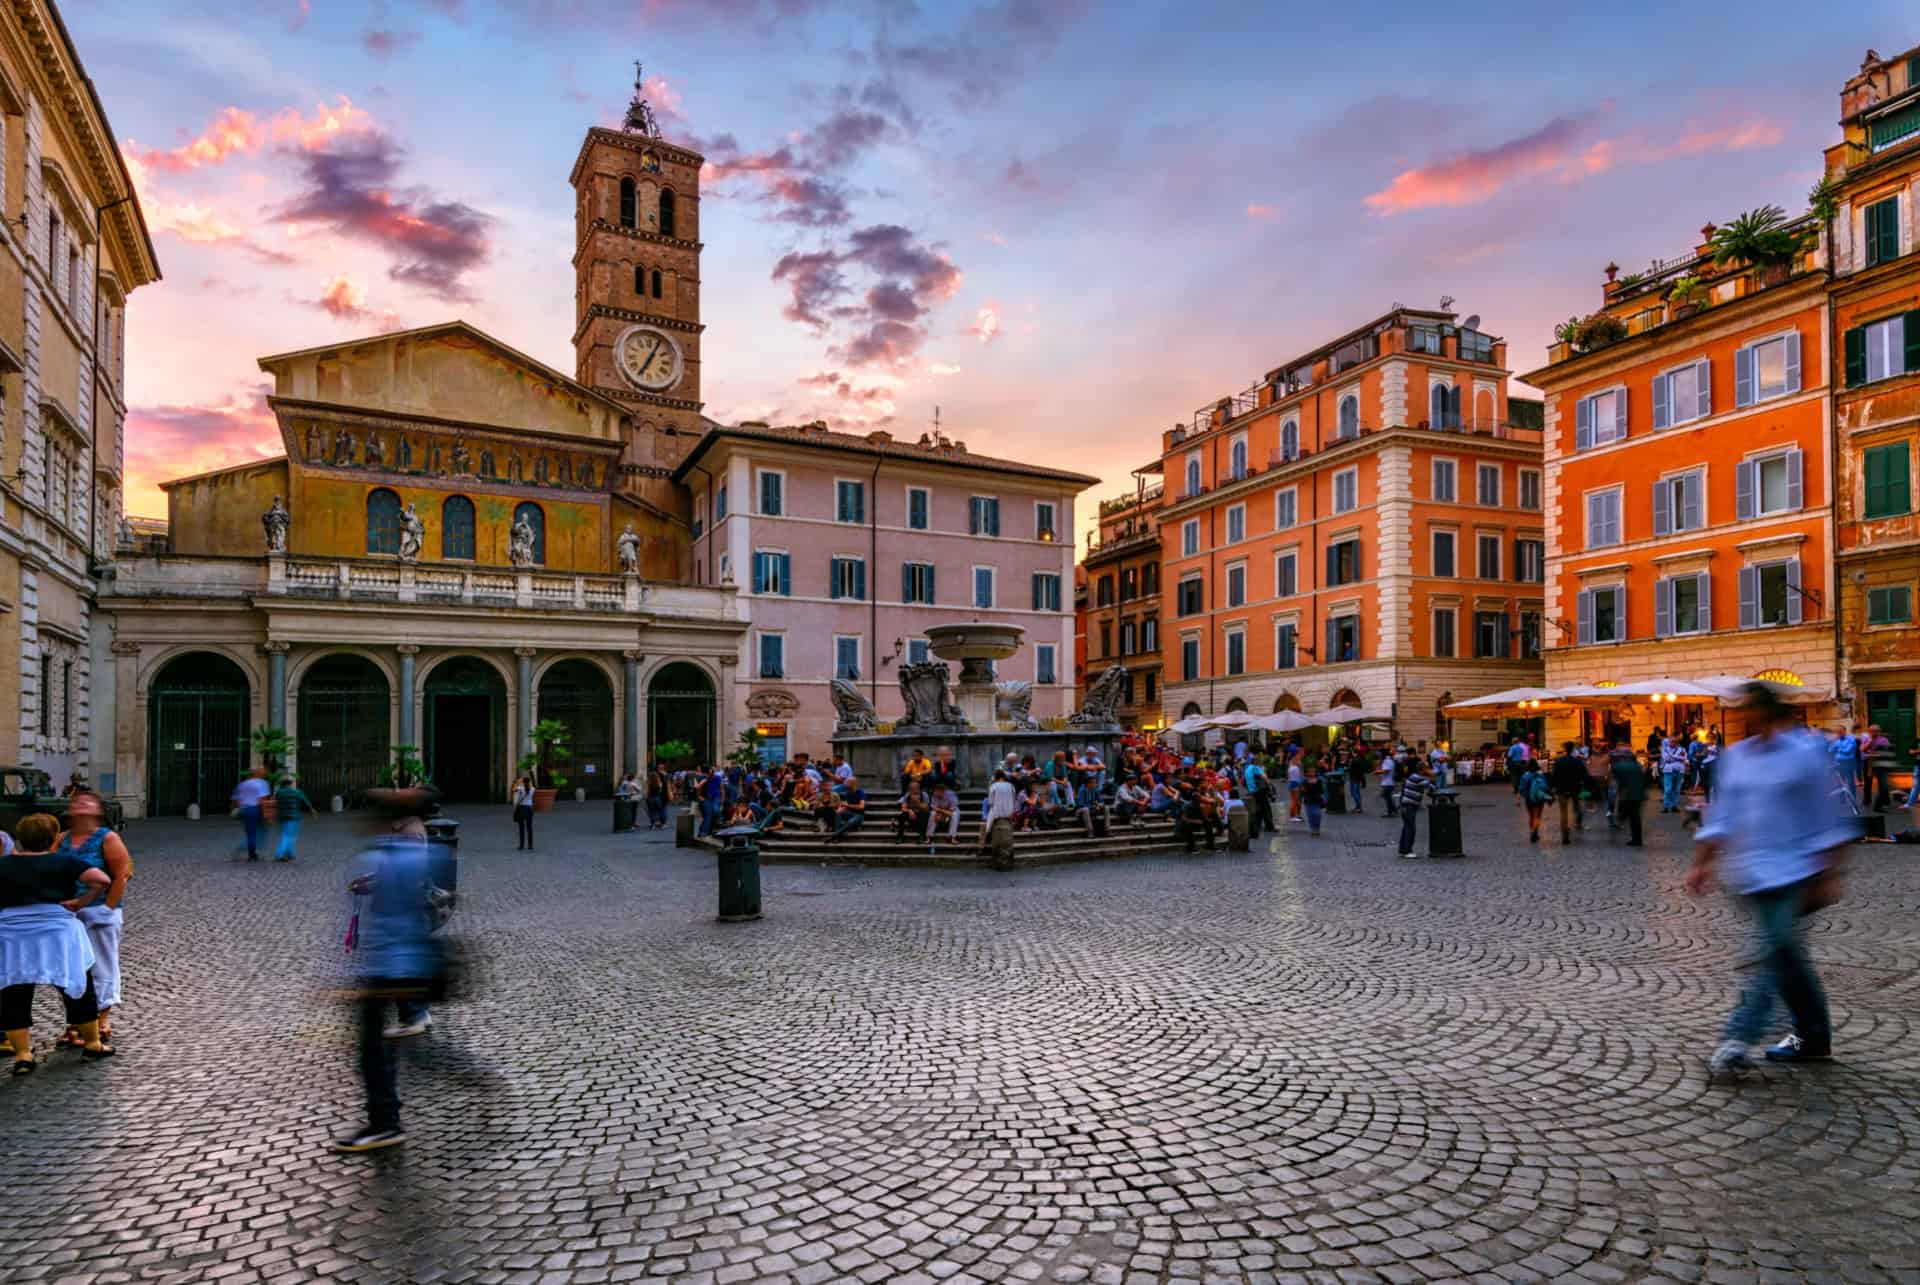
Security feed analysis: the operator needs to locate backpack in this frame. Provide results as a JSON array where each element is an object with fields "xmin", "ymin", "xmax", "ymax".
[{"xmin": 1525, "ymin": 772, "xmax": 1551, "ymax": 806}]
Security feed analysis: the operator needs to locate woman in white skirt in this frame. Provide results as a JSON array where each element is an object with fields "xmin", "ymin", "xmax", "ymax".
[{"xmin": 55, "ymin": 790, "xmax": 132, "ymax": 1046}]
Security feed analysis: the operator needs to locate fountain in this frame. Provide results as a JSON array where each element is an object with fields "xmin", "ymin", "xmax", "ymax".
[{"xmin": 830, "ymin": 620, "xmax": 1129, "ymax": 789}]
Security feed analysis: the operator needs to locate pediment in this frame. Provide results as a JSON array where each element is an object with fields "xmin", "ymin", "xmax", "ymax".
[{"xmin": 258, "ymin": 322, "xmax": 625, "ymax": 443}]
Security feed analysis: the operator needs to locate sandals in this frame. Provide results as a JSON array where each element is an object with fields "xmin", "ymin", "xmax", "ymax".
[
  {"xmin": 82, "ymin": 1044, "xmax": 115, "ymax": 1061},
  {"xmin": 11, "ymin": 1058, "xmax": 35, "ymax": 1075},
  {"xmin": 57, "ymin": 1029, "xmax": 84, "ymax": 1048}
]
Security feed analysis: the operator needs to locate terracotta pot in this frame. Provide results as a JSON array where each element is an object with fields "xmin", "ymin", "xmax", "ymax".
[{"xmin": 533, "ymin": 788, "xmax": 558, "ymax": 813}]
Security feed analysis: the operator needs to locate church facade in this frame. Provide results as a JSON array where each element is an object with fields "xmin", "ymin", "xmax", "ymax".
[{"xmin": 93, "ymin": 110, "xmax": 745, "ymax": 817}]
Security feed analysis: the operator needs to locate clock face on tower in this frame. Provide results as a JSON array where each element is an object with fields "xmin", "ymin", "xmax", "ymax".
[{"xmin": 616, "ymin": 324, "xmax": 682, "ymax": 392}]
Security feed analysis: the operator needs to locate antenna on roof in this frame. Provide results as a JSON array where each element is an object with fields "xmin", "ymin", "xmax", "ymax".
[
  {"xmin": 1439, "ymin": 295, "xmax": 1456, "ymax": 313},
  {"xmin": 623, "ymin": 61, "xmax": 662, "ymax": 138},
  {"xmin": 1462, "ymin": 314, "xmax": 1481, "ymax": 332}
]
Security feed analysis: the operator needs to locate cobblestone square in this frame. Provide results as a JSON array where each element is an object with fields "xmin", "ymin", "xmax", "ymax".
[{"xmin": 2, "ymin": 793, "xmax": 1916, "ymax": 1284}]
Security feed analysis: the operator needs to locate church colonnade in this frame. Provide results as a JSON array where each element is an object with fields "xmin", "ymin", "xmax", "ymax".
[{"xmin": 112, "ymin": 641, "xmax": 731, "ymax": 816}]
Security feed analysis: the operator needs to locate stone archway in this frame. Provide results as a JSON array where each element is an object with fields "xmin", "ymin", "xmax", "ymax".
[
  {"xmin": 1225, "ymin": 697, "xmax": 1249, "ymax": 713},
  {"xmin": 423, "ymin": 656, "xmax": 509, "ymax": 802},
  {"xmin": 1272, "ymin": 693, "xmax": 1302, "ymax": 713},
  {"xmin": 146, "ymin": 651, "xmax": 251, "ymax": 816},
  {"xmin": 538, "ymin": 658, "xmax": 616, "ymax": 797},
  {"xmin": 1330, "ymin": 688, "xmax": 1362, "ymax": 709},
  {"xmin": 296, "ymin": 654, "xmax": 392, "ymax": 805},
  {"xmin": 648, "ymin": 661, "xmax": 716, "ymax": 768}
]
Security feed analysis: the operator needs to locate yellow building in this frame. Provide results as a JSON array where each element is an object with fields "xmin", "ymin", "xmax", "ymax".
[{"xmin": 0, "ymin": 1, "xmax": 159, "ymax": 789}]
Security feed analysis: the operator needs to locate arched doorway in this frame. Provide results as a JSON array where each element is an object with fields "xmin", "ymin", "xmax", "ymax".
[
  {"xmin": 1225, "ymin": 697, "xmax": 1248, "ymax": 713},
  {"xmin": 297, "ymin": 654, "xmax": 391, "ymax": 805},
  {"xmin": 1273, "ymin": 693, "xmax": 1302, "ymax": 713},
  {"xmin": 648, "ymin": 662, "xmax": 715, "ymax": 768},
  {"xmin": 539, "ymin": 659, "xmax": 615, "ymax": 797},
  {"xmin": 1330, "ymin": 688, "xmax": 1362, "ymax": 708},
  {"xmin": 424, "ymin": 657, "xmax": 507, "ymax": 802},
  {"xmin": 147, "ymin": 652, "xmax": 250, "ymax": 816}
]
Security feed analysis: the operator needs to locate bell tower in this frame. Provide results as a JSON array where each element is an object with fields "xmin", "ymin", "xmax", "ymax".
[{"xmin": 569, "ymin": 65, "xmax": 703, "ymax": 516}]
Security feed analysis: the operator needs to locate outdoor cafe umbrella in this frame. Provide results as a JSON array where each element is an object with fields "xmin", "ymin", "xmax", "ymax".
[
  {"xmin": 1309, "ymin": 707, "xmax": 1394, "ymax": 727},
  {"xmin": 1199, "ymin": 710, "xmax": 1258, "ymax": 731},
  {"xmin": 1443, "ymin": 686, "xmax": 1565, "ymax": 715},
  {"xmin": 1555, "ymin": 678, "xmax": 1719, "ymax": 706},
  {"xmin": 1249, "ymin": 709, "xmax": 1315, "ymax": 734},
  {"xmin": 1163, "ymin": 717, "xmax": 1209, "ymax": 737},
  {"xmin": 1695, "ymin": 673, "xmax": 1823, "ymax": 705}
]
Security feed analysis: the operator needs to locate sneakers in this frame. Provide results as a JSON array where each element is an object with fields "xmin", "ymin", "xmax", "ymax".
[
  {"xmin": 1397, "ymin": 851, "xmax": 1421, "ymax": 860},
  {"xmin": 1708, "ymin": 1040, "xmax": 1756, "ymax": 1077},
  {"xmin": 383, "ymin": 1016, "xmax": 432, "ymax": 1040},
  {"xmin": 1764, "ymin": 1033, "xmax": 1833, "ymax": 1063},
  {"xmin": 333, "ymin": 1126, "xmax": 406, "ymax": 1153}
]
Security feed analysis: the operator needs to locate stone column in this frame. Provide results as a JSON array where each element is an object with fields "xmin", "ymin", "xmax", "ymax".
[
  {"xmin": 265, "ymin": 642, "xmax": 289, "ymax": 731},
  {"xmin": 397, "ymin": 645, "xmax": 419, "ymax": 748},
  {"xmin": 717, "ymin": 654, "xmax": 738, "ymax": 762},
  {"xmin": 623, "ymin": 650, "xmax": 642, "ymax": 775},
  {"xmin": 110, "ymin": 641, "xmax": 142, "ymax": 816},
  {"xmin": 515, "ymin": 647, "xmax": 536, "ymax": 758}
]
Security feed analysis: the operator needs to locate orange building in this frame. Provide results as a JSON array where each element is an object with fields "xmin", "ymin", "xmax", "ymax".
[
  {"xmin": 1080, "ymin": 480, "xmax": 1164, "ymax": 730},
  {"xmin": 1522, "ymin": 220, "xmax": 1835, "ymax": 744},
  {"xmin": 1148, "ymin": 308, "xmax": 1546, "ymax": 745},
  {"xmin": 1824, "ymin": 45, "xmax": 1920, "ymax": 756}
]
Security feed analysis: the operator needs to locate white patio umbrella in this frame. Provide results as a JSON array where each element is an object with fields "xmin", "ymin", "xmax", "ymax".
[
  {"xmin": 1310, "ymin": 707, "xmax": 1394, "ymax": 726},
  {"xmin": 1199, "ymin": 710, "xmax": 1257, "ymax": 730},
  {"xmin": 1249, "ymin": 709, "xmax": 1315, "ymax": 734},
  {"xmin": 1443, "ymin": 686, "xmax": 1565, "ymax": 715},
  {"xmin": 1164, "ymin": 717, "xmax": 1209, "ymax": 736},
  {"xmin": 1557, "ymin": 678, "xmax": 1717, "ymax": 706}
]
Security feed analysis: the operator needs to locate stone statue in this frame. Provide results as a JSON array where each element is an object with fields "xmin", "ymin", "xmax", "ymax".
[
  {"xmin": 261, "ymin": 495, "xmax": 290, "ymax": 553},
  {"xmin": 828, "ymin": 678, "xmax": 878, "ymax": 735},
  {"xmin": 479, "ymin": 448, "xmax": 496, "ymax": 479},
  {"xmin": 1070, "ymin": 664, "xmax": 1129, "ymax": 726},
  {"xmin": 533, "ymin": 456, "xmax": 549, "ymax": 485},
  {"xmin": 397, "ymin": 503, "xmax": 425, "ymax": 562},
  {"xmin": 509, "ymin": 514, "xmax": 537, "ymax": 568},
  {"xmin": 398, "ymin": 435, "xmax": 414, "ymax": 470},
  {"xmin": 560, "ymin": 456, "xmax": 574, "ymax": 486},
  {"xmin": 993, "ymin": 680, "xmax": 1040, "ymax": 731},
  {"xmin": 616, "ymin": 523, "xmax": 641, "ymax": 574},
  {"xmin": 896, "ymin": 661, "xmax": 964, "ymax": 729},
  {"xmin": 364, "ymin": 433, "xmax": 384, "ymax": 469},
  {"xmin": 117, "ymin": 517, "xmax": 134, "ymax": 548},
  {"xmin": 507, "ymin": 453, "xmax": 523, "ymax": 483},
  {"xmin": 429, "ymin": 440, "xmax": 444, "ymax": 474},
  {"xmin": 332, "ymin": 427, "xmax": 356, "ymax": 465},
  {"xmin": 451, "ymin": 441, "xmax": 470, "ymax": 475},
  {"xmin": 305, "ymin": 424, "xmax": 324, "ymax": 460}
]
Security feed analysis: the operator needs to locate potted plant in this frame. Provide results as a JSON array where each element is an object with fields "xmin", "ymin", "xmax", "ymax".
[
  {"xmin": 1710, "ymin": 204, "xmax": 1811, "ymax": 285},
  {"xmin": 1668, "ymin": 274, "xmax": 1707, "ymax": 319},
  {"xmin": 378, "ymin": 744, "xmax": 430, "ymax": 789},
  {"xmin": 1568, "ymin": 311, "xmax": 1628, "ymax": 353},
  {"xmin": 250, "ymin": 725, "xmax": 294, "ymax": 821},
  {"xmin": 1807, "ymin": 174, "xmax": 1841, "ymax": 226},
  {"xmin": 519, "ymin": 719, "xmax": 571, "ymax": 811},
  {"xmin": 727, "ymin": 728, "xmax": 765, "ymax": 772},
  {"xmin": 652, "ymin": 738, "xmax": 695, "ymax": 772}
]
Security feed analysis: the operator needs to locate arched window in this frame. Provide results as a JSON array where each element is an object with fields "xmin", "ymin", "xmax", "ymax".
[
  {"xmin": 651, "ymin": 268, "xmax": 663, "ymax": 299},
  {"xmin": 618, "ymin": 177, "xmax": 636, "ymax": 228},
  {"xmin": 1281, "ymin": 420, "xmax": 1299, "ymax": 461},
  {"xmin": 366, "ymin": 488, "xmax": 401, "ymax": 555},
  {"xmin": 442, "ymin": 495, "xmax": 475, "ymax": 560},
  {"xmin": 1229, "ymin": 438, "xmax": 1247, "ymax": 479},
  {"xmin": 1225, "ymin": 697, "xmax": 1248, "ymax": 713},
  {"xmin": 1338, "ymin": 395, "xmax": 1359, "ymax": 439},
  {"xmin": 634, "ymin": 264, "xmax": 646, "ymax": 295},
  {"xmin": 658, "ymin": 188, "xmax": 676, "ymax": 238},
  {"xmin": 1431, "ymin": 382, "xmax": 1449, "ymax": 429},
  {"xmin": 513, "ymin": 502, "xmax": 546, "ymax": 565}
]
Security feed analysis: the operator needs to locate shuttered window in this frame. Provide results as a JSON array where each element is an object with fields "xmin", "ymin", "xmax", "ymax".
[
  {"xmin": 1865, "ymin": 197, "xmax": 1901, "ymax": 268},
  {"xmin": 1863, "ymin": 441, "xmax": 1912, "ymax": 519},
  {"xmin": 1870, "ymin": 103, "xmax": 1920, "ymax": 152}
]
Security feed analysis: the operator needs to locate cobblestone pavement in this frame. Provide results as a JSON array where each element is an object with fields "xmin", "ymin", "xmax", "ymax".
[{"xmin": 2, "ymin": 790, "xmax": 1917, "ymax": 1285}]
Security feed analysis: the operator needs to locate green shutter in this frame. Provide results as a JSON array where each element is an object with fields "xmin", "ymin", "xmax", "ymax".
[
  {"xmin": 1846, "ymin": 327, "xmax": 1868, "ymax": 386},
  {"xmin": 1905, "ymin": 311, "xmax": 1920, "ymax": 376},
  {"xmin": 1869, "ymin": 199, "xmax": 1901, "ymax": 266},
  {"xmin": 1864, "ymin": 442, "xmax": 1911, "ymax": 519},
  {"xmin": 1871, "ymin": 104, "xmax": 1920, "ymax": 151}
]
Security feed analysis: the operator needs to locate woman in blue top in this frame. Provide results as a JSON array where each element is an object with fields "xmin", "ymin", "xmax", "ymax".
[{"xmin": 55, "ymin": 789, "xmax": 131, "ymax": 1046}]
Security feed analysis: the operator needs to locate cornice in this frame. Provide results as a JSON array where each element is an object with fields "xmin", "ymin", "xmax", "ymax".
[
  {"xmin": 596, "ymin": 385, "xmax": 703, "ymax": 414},
  {"xmin": 577, "ymin": 218, "xmax": 703, "ymax": 261},
  {"xmin": 573, "ymin": 303, "xmax": 704, "ymax": 342},
  {"xmin": 264, "ymin": 397, "xmax": 627, "ymax": 452}
]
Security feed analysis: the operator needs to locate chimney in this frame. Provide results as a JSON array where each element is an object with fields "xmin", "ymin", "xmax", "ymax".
[
  {"xmin": 866, "ymin": 430, "xmax": 893, "ymax": 445},
  {"xmin": 1697, "ymin": 224, "xmax": 1718, "ymax": 257}
]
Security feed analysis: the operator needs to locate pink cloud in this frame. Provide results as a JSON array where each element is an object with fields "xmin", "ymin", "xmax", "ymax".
[
  {"xmin": 965, "ymin": 303, "xmax": 1000, "ymax": 345},
  {"xmin": 1365, "ymin": 110, "xmax": 1788, "ymax": 214},
  {"xmin": 309, "ymin": 274, "xmax": 403, "ymax": 329},
  {"xmin": 124, "ymin": 97, "xmax": 369, "ymax": 173},
  {"xmin": 124, "ymin": 390, "xmax": 282, "ymax": 517},
  {"xmin": 1246, "ymin": 203, "xmax": 1276, "ymax": 220}
]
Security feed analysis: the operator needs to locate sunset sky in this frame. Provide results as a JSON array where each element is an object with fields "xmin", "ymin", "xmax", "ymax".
[{"xmin": 67, "ymin": 0, "xmax": 1913, "ymax": 542}]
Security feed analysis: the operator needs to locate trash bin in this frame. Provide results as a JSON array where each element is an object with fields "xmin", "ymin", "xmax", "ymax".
[
  {"xmin": 423, "ymin": 816, "xmax": 459, "ymax": 894},
  {"xmin": 1326, "ymin": 780, "xmax": 1347, "ymax": 815},
  {"xmin": 612, "ymin": 796, "xmax": 637, "ymax": 833},
  {"xmin": 714, "ymin": 825, "xmax": 763, "ymax": 922},
  {"xmin": 1227, "ymin": 805, "xmax": 1251, "ymax": 852},
  {"xmin": 1426, "ymin": 790, "xmax": 1463, "ymax": 859},
  {"xmin": 675, "ymin": 809, "xmax": 695, "ymax": 847}
]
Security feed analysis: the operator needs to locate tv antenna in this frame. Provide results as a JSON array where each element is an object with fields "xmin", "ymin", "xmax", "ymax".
[{"xmin": 623, "ymin": 61, "xmax": 662, "ymax": 138}]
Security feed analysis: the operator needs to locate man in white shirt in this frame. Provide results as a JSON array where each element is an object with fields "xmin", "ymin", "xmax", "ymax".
[
  {"xmin": 979, "ymin": 769, "xmax": 1018, "ymax": 849},
  {"xmin": 232, "ymin": 768, "xmax": 272, "ymax": 861}
]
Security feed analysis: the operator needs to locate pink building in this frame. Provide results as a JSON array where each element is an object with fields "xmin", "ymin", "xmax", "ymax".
[{"xmin": 674, "ymin": 423, "xmax": 1097, "ymax": 762}]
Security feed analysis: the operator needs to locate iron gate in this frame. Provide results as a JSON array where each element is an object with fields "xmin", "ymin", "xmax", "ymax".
[
  {"xmin": 648, "ymin": 662, "xmax": 715, "ymax": 768},
  {"xmin": 538, "ymin": 660, "xmax": 615, "ymax": 797},
  {"xmin": 297, "ymin": 659, "xmax": 391, "ymax": 805},
  {"xmin": 149, "ymin": 685, "xmax": 247, "ymax": 816}
]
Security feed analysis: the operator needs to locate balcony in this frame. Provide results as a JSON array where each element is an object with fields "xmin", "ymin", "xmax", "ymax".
[
  {"xmin": 1084, "ymin": 526, "xmax": 1162, "ymax": 562},
  {"xmin": 1098, "ymin": 484, "xmax": 1163, "ymax": 518},
  {"xmin": 258, "ymin": 557, "xmax": 738, "ymax": 618},
  {"xmin": 1548, "ymin": 254, "xmax": 1820, "ymax": 367}
]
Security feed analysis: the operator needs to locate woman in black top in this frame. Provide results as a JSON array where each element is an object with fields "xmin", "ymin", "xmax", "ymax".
[
  {"xmin": 1, "ymin": 813, "xmax": 113, "ymax": 1072},
  {"xmin": 645, "ymin": 767, "xmax": 670, "ymax": 830}
]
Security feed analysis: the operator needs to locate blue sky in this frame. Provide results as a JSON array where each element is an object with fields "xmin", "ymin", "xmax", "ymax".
[{"xmin": 61, "ymin": 0, "xmax": 1914, "ymax": 533}]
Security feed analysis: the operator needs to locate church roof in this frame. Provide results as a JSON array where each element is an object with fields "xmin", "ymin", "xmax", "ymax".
[
  {"xmin": 256, "ymin": 320, "xmax": 629, "ymax": 420},
  {"xmin": 671, "ymin": 422, "xmax": 1100, "ymax": 489}
]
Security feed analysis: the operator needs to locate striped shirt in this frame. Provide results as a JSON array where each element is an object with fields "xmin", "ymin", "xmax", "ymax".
[{"xmin": 1397, "ymin": 771, "xmax": 1433, "ymax": 809}]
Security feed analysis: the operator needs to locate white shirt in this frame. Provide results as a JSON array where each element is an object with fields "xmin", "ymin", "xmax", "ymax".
[
  {"xmin": 233, "ymin": 777, "xmax": 271, "ymax": 807},
  {"xmin": 834, "ymin": 763, "xmax": 853, "ymax": 782},
  {"xmin": 985, "ymin": 779, "xmax": 1017, "ymax": 821}
]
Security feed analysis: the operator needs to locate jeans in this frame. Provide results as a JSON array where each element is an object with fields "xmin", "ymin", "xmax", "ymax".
[
  {"xmin": 1557, "ymin": 796, "xmax": 1581, "ymax": 839},
  {"xmin": 396, "ymin": 999, "xmax": 429, "ymax": 1026},
  {"xmin": 1662, "ymin": 769, "xmax": 1683, "ymax": 811},
  {"xmin": 1834, "ymin": 772, "xmax": 1856, "ymax": 806},
  {"xmin": 1253, "ymin": 791, "xmax": 1275, "ymax": 834},
  {"xmin": 831, "ymin": 810, "xmax": 865, "ymax": 838},
  {"xmin": 1398, "ymin": 804, "xmax": 1420, "ymax": 855},
  {"xmin": 359, "ymin": 995, "xmax": 402, "ymax": 1131},
  {"xmin": 240, "ymin": 805, "xmax": 263, "ymax": 858},
  {"xmin": 275, "ymin": 815, "xmax": 303, "ymax": 860},
  {"xmin": 1304, "ymin": 803, "xmax": 1323, "ymax": 834},
  {"xmin": 1618, "ymin": 798, "xmax": 1643, "ymax": 844},
  {"xmin": 1723, "ymin": 879, "xmax": 1831, "ymax": 1049},
  {"xmin": 514, "ymin": 804, "xmax": 534, "ymax": 848},
  {"xmin": 645, "ymin": 797, "xmax": 666, "ymax": 828},
  {"xmin": 700, "ymin": 800, "xmax": 723, "ymax": 837},
  {"xmin": 1349, "ymin": 778, "xmax": 1365, "ymax": 811}
]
